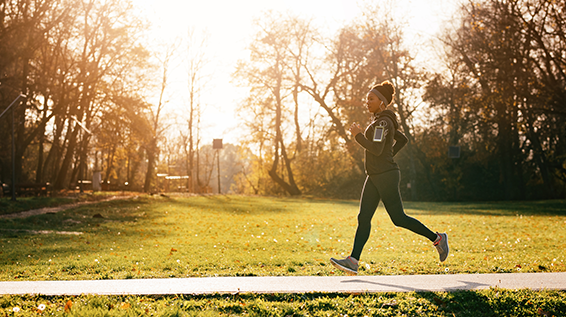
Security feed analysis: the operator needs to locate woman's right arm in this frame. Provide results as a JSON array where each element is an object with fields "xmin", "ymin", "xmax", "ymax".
[{"xmin": 353, "ymin": 118, "xmax": 395, "ymax": 157}]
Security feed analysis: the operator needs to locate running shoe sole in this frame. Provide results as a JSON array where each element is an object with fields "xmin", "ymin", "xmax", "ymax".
[{"xmin": 330, "ymin": 258, "xmax": 358, "ymax": 275}]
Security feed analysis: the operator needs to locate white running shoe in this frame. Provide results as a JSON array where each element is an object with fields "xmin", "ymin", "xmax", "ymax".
[
  {"xmin": 434, "ymin": 232, "xmax": 449, "ymax": 262},
  {"xmin": 330, "ymin": 256, "xmax": 358, "ymax": 275}
]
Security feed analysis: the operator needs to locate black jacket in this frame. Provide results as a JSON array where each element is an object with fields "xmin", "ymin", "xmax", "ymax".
[{"xmin": 354, "ymin": 110, "xmax": 408, "ymax": 175}]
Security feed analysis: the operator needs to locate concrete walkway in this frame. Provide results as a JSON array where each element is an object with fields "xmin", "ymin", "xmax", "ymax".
[{"xmin": 1, "ymin": 272, "xmax": 565, "ymax": 295}]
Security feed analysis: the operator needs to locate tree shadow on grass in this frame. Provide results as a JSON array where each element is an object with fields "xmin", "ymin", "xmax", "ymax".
[
  {"xmin": 341, "ymin": 278, "xmax": 491, "ymax": 292},
  {"xmin": 158, "ymin": 195, "xmax": 566, "ymax": 218},
  {"xmin": 0, "ymin": 196, "xmax": 167, "ymax": 252},
  {"xmin": 417, "ymin": 289, "xmax": 566, "ymax": 317},
  {"xmin": 416, "ymin": 291, "xmax": 500, "ymax": 316},
  {"xmin": 163, "ymin": 195, "xmax": 297, "ymax": 214},
  {"xmin": 0, "ymin": 197, "xmax": 174, "ymax": 280},
  {"xmin": 404, "ymin": 200, "xmax": 566, "ymax": 217},
  {"xmin": 0, "ymin": 197, "xmax": 161, "ymax": 232}
]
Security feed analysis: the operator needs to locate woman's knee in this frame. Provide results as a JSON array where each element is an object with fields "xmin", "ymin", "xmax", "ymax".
[
  {"xmin": 357, "ymin": 212, "xmax": 372, "ymax": 227},
  {"xmin": 390, "ymin": 214, "xmax": 411, "ymax": 228}
]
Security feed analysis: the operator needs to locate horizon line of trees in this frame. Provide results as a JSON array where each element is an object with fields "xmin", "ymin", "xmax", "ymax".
[{"xmin": 1, "ymin": 0, "xmax": 565, "ymax": 201}]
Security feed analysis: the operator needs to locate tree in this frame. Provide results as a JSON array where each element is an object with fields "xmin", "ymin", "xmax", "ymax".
[
  {"xmin": 234, "ymin": 12, "xmax": 308, "ymax": 196},
  {"xmin": 0, "ymin": 0, "xmax": 69, "ymax": 185},
  {"xmin": 427, "ymin": 0, "xmax": 566, "ymax": 199},
  {"xmin": 1, "ymin": 0, "xmax": 154, "ymax": 194},
  {"xmin": 143, "ymin": 41, "xmax": 178, "ymax": 193},
  {"xmin": 180, "ymin": 28, "xmax": 209, "ymax": 193}
]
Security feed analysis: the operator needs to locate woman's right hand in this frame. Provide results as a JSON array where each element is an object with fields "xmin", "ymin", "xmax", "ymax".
[{"xmin": 349, "ymin": 123, "xmax": 363, "ymax": 136}]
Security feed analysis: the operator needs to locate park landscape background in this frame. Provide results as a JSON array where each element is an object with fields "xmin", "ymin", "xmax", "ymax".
[
  {"xmin": 0, "ymin": 194, "xmax": 565, "ymax": 315},
  {"xmin": 0, "ymin": 0, "xmax": 565, "ymax": 201},
  {"xmin": 1, "ymin": 0, "xmax": 566, "ymax": 315}
]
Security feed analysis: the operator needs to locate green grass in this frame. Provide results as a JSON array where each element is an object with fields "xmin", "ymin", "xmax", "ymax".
[
  {"xmin": 1, "ymin": 289, "xmax": 565, "ymax": 316},
  {"xmin": 0, "ymin": 196, "xmax": 76, "ymax": 216},
  {"xmin": 1, "ymin": 195, "xmax": 565, "ymax": 316},
  {"xmin": 0, "ymin": 191, "xmax": 127, "ymax": 216},
  {"xmin": 1, "ymin": 195, "xmax": 564, "ymax": 280}
]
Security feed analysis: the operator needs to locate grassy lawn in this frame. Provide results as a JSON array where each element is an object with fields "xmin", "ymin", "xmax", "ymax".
[
  {"xmin": 1, "ymin": 195, "xmax": 564, "ymax": 279},
  {"xmin": 0, "ymin": 191, "xmax": 131, "ymax": 216},
  {"xmin": 1, "ymin": 194, "xmax": 565, "ymax": 316},
  {"xmin": 0, "ymin": 196, "xmax": 77, "ymax": 216},
  {"xmin": 1, "ymin": 290, "xmax": 565, "ymax": 316}
]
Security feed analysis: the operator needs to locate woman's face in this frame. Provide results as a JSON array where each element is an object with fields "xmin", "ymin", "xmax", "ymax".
[{"xmin": 366, "ymin": 91, "xmax": 383, "ymax": 114}]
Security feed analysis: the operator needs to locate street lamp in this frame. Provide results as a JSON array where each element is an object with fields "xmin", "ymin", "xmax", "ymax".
[{"xmin": 0, "ymin": 94, "xmax": 26, "ymax": 201}]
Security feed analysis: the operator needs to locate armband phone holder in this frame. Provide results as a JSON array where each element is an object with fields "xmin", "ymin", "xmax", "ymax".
[{"xmin": 373, "ymin": 126, "xmax": 384, "ymax": 142}]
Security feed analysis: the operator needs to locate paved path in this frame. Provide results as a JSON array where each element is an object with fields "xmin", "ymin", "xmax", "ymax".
[{"xmin": 1, "ymin": 272, "xmax": 565, "ymax": 295}]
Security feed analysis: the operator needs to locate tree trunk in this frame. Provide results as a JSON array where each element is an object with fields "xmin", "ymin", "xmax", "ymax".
[
  {"xmin": 144, "ymin": 138, "xmax": 157, "ymax": 193},
  {"xmin": 53, "ymin": 123, "xmax": 79, "ymax": 190},
  {"xmin": 267, "ymin": 63, "xmax": 302, "ymax": 196},
  {"xmin": 526, "ymin": 119, "xmax": 556, "ymax": 198},
  {"xmin": 35, "ymin": 113, "xmax": 47, "ymax": 183},
  {"xmin": 43, "ymin": 115, "xmax": 65, "ymax": 185}
]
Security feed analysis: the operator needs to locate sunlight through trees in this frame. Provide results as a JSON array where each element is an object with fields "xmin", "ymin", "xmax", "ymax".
[{"xmin": 1, "ymin": 0, "xmax": 564, "ymax": 200}]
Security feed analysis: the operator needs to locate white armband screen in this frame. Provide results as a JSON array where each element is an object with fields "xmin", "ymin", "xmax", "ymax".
[{"xmin": 373, "ymin": 126, "xmax": 384, "ymax": 142}]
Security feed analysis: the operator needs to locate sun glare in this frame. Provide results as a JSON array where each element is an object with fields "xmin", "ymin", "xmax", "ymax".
[{"xmin": 130, "ymin": 0, "xmax": 456, "ymax": 144}]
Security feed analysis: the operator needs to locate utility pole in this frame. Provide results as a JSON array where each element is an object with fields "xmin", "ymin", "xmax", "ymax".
[
  {"xmin": 0, "ymin": 94, "xmax": 26, "ymax": 201},
  {"xmin": 212, "ymin": 139, "xmax": 223, "ymax": 194}
]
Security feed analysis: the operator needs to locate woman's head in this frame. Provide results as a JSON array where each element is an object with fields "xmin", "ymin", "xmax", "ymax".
[{"xmin": 366, "ymin": 81, "xmax": 395, "ymax": 114}]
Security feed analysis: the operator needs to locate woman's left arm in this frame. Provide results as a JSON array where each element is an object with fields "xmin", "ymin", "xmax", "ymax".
[{"xmin": 392, "ymin": 130, "xmax": 408, "ymax": 156}]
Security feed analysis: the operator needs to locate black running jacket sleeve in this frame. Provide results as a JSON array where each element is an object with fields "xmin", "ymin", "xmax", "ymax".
[
  {"xmin": 353, "ymin": 116, "xmax": 395, "ymax": 157},
  {"xmin": 392, "ymin": 130, "xmax": 408, "ymax": 156}
]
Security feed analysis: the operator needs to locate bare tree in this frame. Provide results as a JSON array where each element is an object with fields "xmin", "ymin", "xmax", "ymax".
[
  {"xmin": 234, "ymin": 12, "xmax": 309, "ymax": 195},
  {"xmin": 180, "ymin": 27, "xmax": 210, "ymax": 193},
  {"xmin": 144, "ymin": 40, "xmax": 179, "ymax": 192}
]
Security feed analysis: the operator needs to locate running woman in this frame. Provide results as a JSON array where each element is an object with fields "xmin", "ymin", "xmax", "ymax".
[{"xmin": 330, "ymin": 81, "xmax": 449, "ymax": 275}]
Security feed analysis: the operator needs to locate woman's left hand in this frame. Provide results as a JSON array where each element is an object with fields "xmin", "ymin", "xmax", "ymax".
[{"xmin": 349, "ymin": 123, "xmax": 363, "ymax": 136}]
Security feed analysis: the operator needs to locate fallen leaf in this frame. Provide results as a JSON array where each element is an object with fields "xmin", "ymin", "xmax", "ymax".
[
  {"xmin": 433, "ymin": 297, "xmax": 447, "ymax": 307},
  {"xmin": 64, "ymin": 300, "xmax": 72, "ymax": 312}
]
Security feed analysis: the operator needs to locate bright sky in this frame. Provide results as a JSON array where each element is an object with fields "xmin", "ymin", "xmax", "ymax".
[{"xmin": 132, "ymin": 0, "xmax": 458, "ymax": 145}]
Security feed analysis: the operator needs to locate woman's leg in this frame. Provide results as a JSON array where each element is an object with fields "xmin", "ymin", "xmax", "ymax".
[
  {"xmin": 350, "ymin": 176, "xmax": 381, "ymax": 260},
  {"xmin": 371, "ymin": 170, "xmax": 437, "ymax": 242}
]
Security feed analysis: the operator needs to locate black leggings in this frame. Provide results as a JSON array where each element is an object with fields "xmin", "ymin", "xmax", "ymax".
[{"xmin": 350, "ymin": 170, "xmax": 437, "ymax": 260}]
